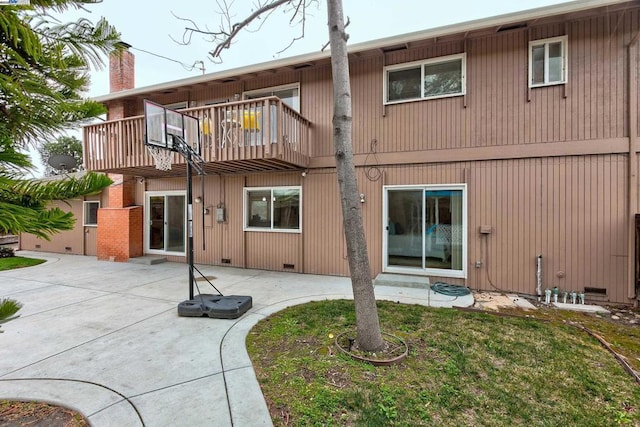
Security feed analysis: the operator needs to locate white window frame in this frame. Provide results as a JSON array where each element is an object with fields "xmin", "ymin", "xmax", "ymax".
[
  {"xmin": 528, "ymin": 35, "xmax": 568, "ymax": 88},
  {"xmin": 382, "ymin": 184, "xmax": 467, "ymax": 279},
  {"xmin": 83, "ymin": 201, "xmax": 100, "ymax": 227},
  {"xmin": 243, "ymin": 186, "xmax": 302, "ymax": 233},
  {"xmin": 383, "ymin": 53, "xmax": 466, "ymax": 105},
  {"xmin": 243, "ymin": 83, "xmax": 301, "ymax": 112},
  {"xmin": 164, "ymin": 101, "xmax": 188, "ymax": 111}
]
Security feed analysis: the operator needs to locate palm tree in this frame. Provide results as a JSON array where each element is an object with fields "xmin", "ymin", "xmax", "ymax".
[
  {"xmin": 0, "ymin": 0, "xmax": 123, "ymax": 143},
  {"xmin": 0, "ymin": 131, "xmax": 112, "ymax": 239},
  {"xmin": 1, "ymin": 0, "xmax": 122, "ymax": 238}
]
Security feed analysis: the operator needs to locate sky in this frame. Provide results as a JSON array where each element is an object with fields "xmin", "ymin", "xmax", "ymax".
[{"xmin": 29, "ymin": 0, "xmax": 575, "ymax": 174}]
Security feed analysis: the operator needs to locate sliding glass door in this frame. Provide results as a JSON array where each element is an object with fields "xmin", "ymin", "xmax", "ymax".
[
  {"xmin": 384, "ymin": 185, "xmax": 466, "ymax": 278},
  {"xmin": 146, "ymin": 192, "xmax": 186, "ymax": 255}
]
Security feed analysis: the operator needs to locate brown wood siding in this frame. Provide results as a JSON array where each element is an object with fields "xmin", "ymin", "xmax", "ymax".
[
  {"xmin": 298, "ymin": 9, "xmax": 637, "ymax": 162},
  {"xmin": 375, "ymin": 155, "xmax": 628, "ymax": 302},
  {"xmin": 301, "ymin": 64, "xmax": 334, "ymax": 158},
  {"xmin": 245, "ymin": 232, "xmax": 301, "ymax": 271},
  {"xmin": 144, "ymin": 173, "xmax": 305, "ymax": 272},
  {"xmin": 244, "ymin": 173, "xmax": 302, "ymax": 271},
  {"xmin": 130, "ymin": 151, "xmax": 630, "ymax": 302},
  {"xmin": 303, "ymin": 170, "xmax": 349, "ymax": 276}
]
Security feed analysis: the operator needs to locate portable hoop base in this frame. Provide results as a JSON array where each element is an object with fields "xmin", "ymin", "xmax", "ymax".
[{"xmin": 178, "ymin": 294, "xmax": 253, "ymax": 319}]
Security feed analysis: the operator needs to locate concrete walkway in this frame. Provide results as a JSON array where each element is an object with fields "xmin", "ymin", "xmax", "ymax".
[{"xmin": 0, "ymin": 252, "xmax": 473, "ymax": 426}]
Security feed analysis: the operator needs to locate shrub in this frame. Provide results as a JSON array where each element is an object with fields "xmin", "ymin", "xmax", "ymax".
[{"xmin": 0, "ymin": 247, "xmax": 15, "ymax": 258}]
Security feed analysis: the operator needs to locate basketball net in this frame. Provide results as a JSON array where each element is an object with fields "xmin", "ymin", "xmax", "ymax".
[{"xmin": 147, "ymin": 146, "xmax": 173, "ymax": 171}]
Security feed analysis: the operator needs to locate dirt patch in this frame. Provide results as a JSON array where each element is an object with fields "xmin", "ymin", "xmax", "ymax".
[
  {"xmin": 0, "ymin": 400, "xmax": 88, "ymax": 426},
  {"xmin": 473, "ymin": 292, "xmax": 519, "ymax": 311}
]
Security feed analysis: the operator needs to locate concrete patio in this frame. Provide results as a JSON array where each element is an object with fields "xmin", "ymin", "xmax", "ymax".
[{"xmin": 0, "ymin": 252, "xmax": 474, "ymax": 426}]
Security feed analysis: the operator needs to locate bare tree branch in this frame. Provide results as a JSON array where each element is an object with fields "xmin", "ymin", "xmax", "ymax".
[
  {"xmin": 274, "ymin": 0, "xmax": 310, "ymax": 54},
  {"xmin": 210, "ymin": 0, "xmax": 293, "ymax": 58},
  {"xmin": 171, "ymin": 0, "xmax": 318, "ymax": 63}
]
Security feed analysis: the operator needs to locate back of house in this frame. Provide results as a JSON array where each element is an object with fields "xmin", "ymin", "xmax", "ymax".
[{"xmin": 23, "ymin": 0, "xmax": 640, "ymax": 305}]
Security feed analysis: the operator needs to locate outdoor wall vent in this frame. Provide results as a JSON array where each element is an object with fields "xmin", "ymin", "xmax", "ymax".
[
  {"xmin": 35, "ymin": 244, "xmax": 41, "ymax": 249},
  {"xmin": 293, "ymin": 63, "xmax": 313, "ymax": 70},
  {"xmin": 221, "ymin": 258, "xmax": 231, "ymax": 264},
  {"xmin": 584, "ymin": 287, "xmax": 607, "ymax": 295},
  {"xmin": 283, "ymin": 263, "xmax": 295, "ymax": 270},
  {"xmin": 497, "ymin": 23, "xmax": 527, "ymax": 32},
  {"xmin": 65, "ymin": 247, "xmax": 72, "ymax": 252},
  {"xmin": 381, "ymin": 44, "xmax": 408, "ymax": 53}
]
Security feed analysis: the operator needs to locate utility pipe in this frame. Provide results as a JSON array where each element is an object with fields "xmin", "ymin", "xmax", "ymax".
[
  {"xmin": 536, "ymin": 255, "xmax": 543, "ymax": 301},
  {"xmin": 627, "ymin": 28, "xmax": 640, "ymax": 300}
]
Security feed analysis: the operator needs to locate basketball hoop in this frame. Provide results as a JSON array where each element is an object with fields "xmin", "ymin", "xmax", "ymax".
[{"xmin": 147, "ymin": 146, "xmax": 172, "ymax": 171}]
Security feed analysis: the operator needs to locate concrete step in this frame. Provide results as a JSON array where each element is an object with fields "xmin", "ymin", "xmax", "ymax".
[
  {"xmin": 128, "ymin": 255, "xmax": 167, "ymax": 265},
  {"xmin": 373, "ymin": 273, "xmax": 430, "ymax": 289}
]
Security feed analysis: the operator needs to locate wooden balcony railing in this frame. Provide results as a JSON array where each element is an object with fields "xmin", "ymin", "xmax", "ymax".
[{"xmin": 83, "ymin": 97, "xmax": 311, "ymax": 174}]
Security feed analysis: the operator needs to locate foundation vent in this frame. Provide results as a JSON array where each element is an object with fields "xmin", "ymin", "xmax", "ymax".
[
  {"xmin": 221, "ymin": 258, "xmax": 231, "ymax": 264},
  {"xmin": 283, "ymin": 263, "xmax": 295, "ymax": 270},
  {"xmin": 584, "ymin": 287, "xmax": 607, "ymax": 295}
]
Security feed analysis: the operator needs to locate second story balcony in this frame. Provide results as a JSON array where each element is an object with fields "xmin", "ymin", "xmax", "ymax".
[{"xmin": 83, "ymin": 97, "xmax": 312, "ymax": 177}]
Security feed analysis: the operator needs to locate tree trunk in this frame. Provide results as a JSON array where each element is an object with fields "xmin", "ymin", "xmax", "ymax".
[{"xmin": 326, "ymin": 0, "xmax": 384, "ymax": 352}]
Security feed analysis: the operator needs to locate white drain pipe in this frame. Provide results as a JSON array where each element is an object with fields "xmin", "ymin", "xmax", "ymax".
[{"xmin": 536, "ymin": 255, "xmax": 543, "ymax": 301}]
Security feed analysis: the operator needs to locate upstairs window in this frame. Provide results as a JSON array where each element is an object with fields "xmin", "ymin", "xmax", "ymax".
[
  {"xmin": 164, "ymin": 101, "xmax": 188, "ymax": 111},
  {"xmin": 529, "ymin": 36, "xmax": 567, "ymax": 87},
  {"xmin": 384, "ymin": 54, "xmax": 466, "ymax": 104},
  {"xmin": 244, "ymin": 84, "xmax": 300, "ymax": 112},
  {"xmin": 244, "ymin": 187, "xmax": 301, "ymax": 232}
]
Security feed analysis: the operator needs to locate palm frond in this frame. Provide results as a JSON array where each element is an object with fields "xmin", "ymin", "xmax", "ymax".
[
  {"xmin": 0, "ymin": 298, "xmax": 22, "ymax": 322},
  {"xmin": 0, "ymin": 298, "xmax": 23, "ymax": 332}
]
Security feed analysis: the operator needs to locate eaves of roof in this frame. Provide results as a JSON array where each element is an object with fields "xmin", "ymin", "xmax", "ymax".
[{"xmin": 94, "ymin": 0, "xmax": 634, "ymax": 103}]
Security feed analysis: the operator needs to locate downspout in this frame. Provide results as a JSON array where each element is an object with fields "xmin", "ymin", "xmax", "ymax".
[{"xmin": 627, "ymin": 29, "xmax": 640, "ymax": 300}]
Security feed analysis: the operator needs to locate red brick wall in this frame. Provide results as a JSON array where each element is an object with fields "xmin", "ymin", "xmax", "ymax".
[
  {"xmin": 109, "ymin": 49, "xmax": 134, "ymax": 93},
  {"xmin": 106, "ymin": 99, "xmax": 137, "ymax": 121},
  {"xmin": 107, "ymin": 174, "xmax": 135, "ymax": 208},
  {"xmin": 107, "ymin": 48, "xmax": 135, "ymax": 121},
  {"xmin": 107, "ymin": 103, "xmax": 125, "ymax": 120},
  {"xmin": 97, "ymin": 206, "xmax": 143, "ymax": 262}
]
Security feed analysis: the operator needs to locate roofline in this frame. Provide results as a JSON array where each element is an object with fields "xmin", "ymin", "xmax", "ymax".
[{"xmin": 94, "ymin": 0, "xmax": 633, "ymax": 103}]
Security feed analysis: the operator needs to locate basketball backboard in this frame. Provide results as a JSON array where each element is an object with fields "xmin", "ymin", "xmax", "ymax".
[{"xmin": 144, "ymin": 100, "xmax": 201, "ymax": 155}]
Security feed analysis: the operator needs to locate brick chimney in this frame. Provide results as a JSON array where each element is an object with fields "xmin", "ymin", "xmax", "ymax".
[
  {"xmin": 109, "ymin": 43, "xmax": 135, "ymax": 93},
  {"xmin": 98, "ymin": 43, "xmax": 142, "ymax": 263},
  {"xmin": 107, "ymin": 43, "xmax": 135, "ymax": 120}
]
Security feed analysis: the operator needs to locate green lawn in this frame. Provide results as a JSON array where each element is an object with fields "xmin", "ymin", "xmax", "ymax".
[
  {"xmin": 247, "ymin": 300, "xmax": 640, "ymax": 427},
  {"xmin": 0, "ymin": 256, "xmax": 45, "ymax": 271}
]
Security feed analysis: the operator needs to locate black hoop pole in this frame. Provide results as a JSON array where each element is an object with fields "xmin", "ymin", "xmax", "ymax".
[
  {"xmin": 201, "ymin": 175, "xmax": 206, "ymax": 251},
  {"xmin": 186, "ymin": 149, "xmax": 195, "ymax": 300}
]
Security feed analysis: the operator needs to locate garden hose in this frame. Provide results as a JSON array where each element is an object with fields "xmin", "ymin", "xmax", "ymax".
[{"xmin": 431, "ymin": 282, "xmax": 471, "ymax": 297}]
